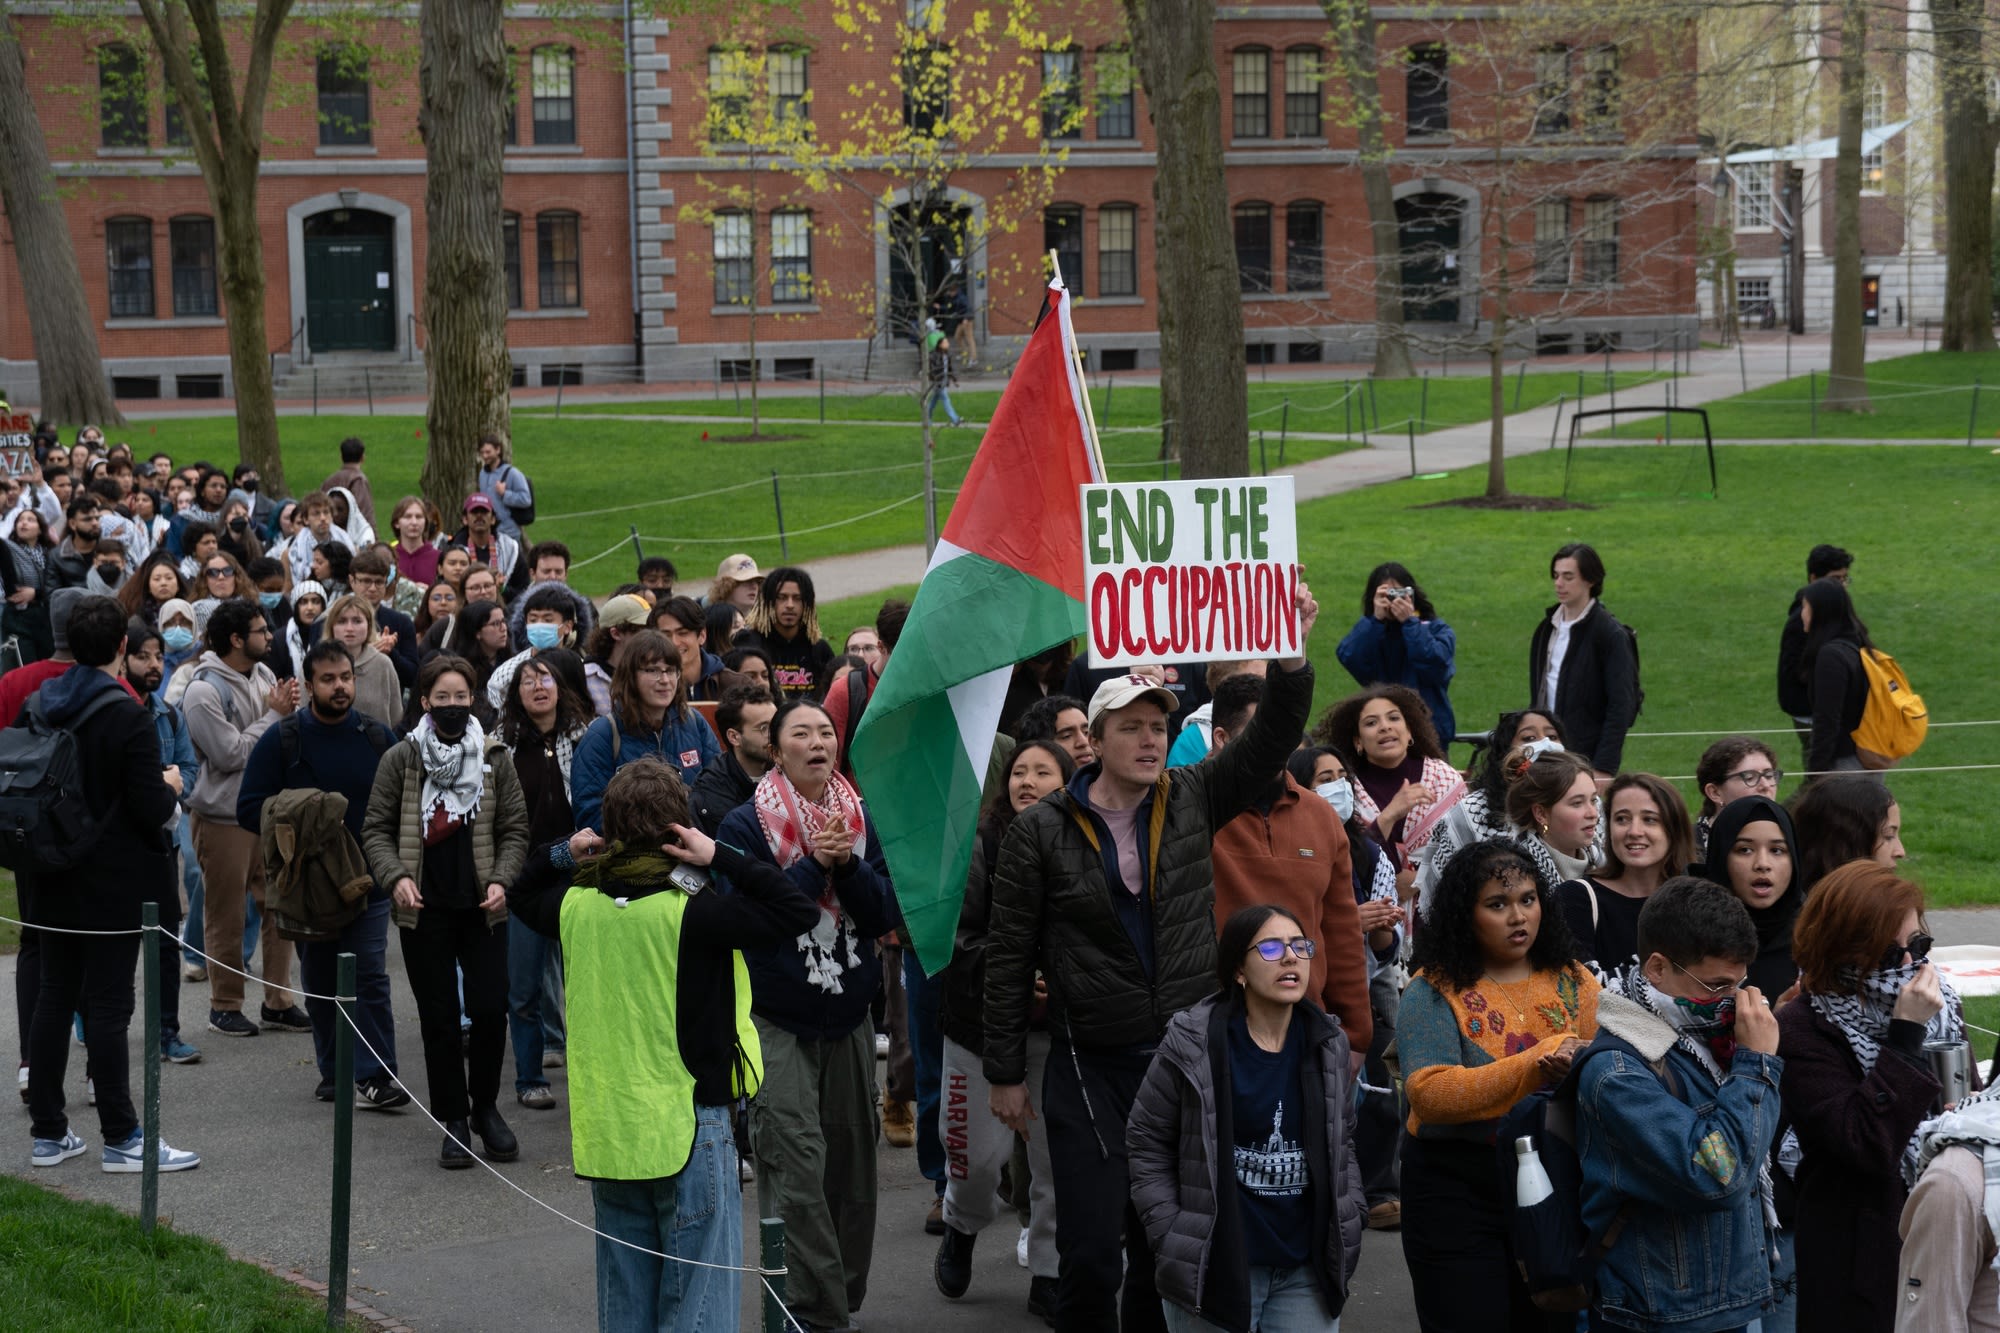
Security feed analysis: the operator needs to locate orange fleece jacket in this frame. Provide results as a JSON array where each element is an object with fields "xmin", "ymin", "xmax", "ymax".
[{"xmin": 1211, "ymin": 773, "xmax": 1371, "ymax": 1053}]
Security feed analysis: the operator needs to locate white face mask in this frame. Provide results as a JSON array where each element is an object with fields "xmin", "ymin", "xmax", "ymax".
[
  {"xmin": 1316, "ymin": 779, "xmax": 1355, "ymax": 822},
  {"xmin": 1522, "ymin": 737, "xmax": 1566, "ymax": 763}
]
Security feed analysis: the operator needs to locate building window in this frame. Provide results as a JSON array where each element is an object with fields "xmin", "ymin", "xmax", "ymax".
[
  {"xmin": 769, "ymin": 48, "xmax": 809, "ymax": 124},
  {"xmin": 1737, "ymin": 276, "xmax": 1772, "ymax": 308},
  {"xmin": 1285, "ymin": 202, "xmax": 1322, "ymax": 291},
  {"xmin": 708, "ymin": 48, "xmax": 751, "ymax": 141},
  {"xmin": 1234, "ymin": 202, "xmax": 1272, "ymax": 293},
  {"xmin": 1407, "ymin": 44, "xmax": 1449, "ymax": 137},
  {"xmin": 169, "ymin": 216, "xmax": 217, "ymax": 316},
  {"xmin": 902, "ymin": 44, "xmax": 951, "ymax": 134},
  {"xmin": 1045, "ymin": 206, "xmax": 1084, "ymax": 292},
  {"xmin": 164, "ymin": 59, "xmax": 210, "ymax": 149},
  {"xmin": 1096, "ymin": 48, "xmax": 1136, "ymax": 139},
  {"xmin": 1862, "ymin": 78, "xmax": 1886, "ymax": 190},
  {"xmin": 1099, "ymin": 203, "xmax": 1137, "ymax": 296},
  {"xmin": 1284, "ymin": 48, "xmax": 1322, "ymax": 139},
  {"xmin": 531, "ymin": 46, "xmax": 576, "ymax": 146},
  {"xmin": 316, "ymin": 47, "xmax": 371, "ymax": 146},
  {"xmin": 1583, "ymin": 45, "xmax": 1619, "ymax": 136},
  {"xmin": 1532, "ymin": 197, "xmax": 1570, "ymax": 286},
  {"xmin": 1233, "ymin": 49, "xmax": 1270, "ymax": 139},
  {"xmin": 99, "ymin": 45, "xmax": 148, "ymax": 148},
  {"xmin": 713, "ymin": 210, "xmax": 752, "ymax": 305},
  {"xmin": 1533, "ymin": 46, "xmax": 1570, "ymax": 137},
  {"xmin": 1735, "ymin": 167, "xmax": 1772, "ymax": 229},
  {"xmin": 502, "ymin": 213, "xmax": 522, "ymax": 310},
  {"xmin": 1581, "ymin": 197, "xmax": 1618, "ymax": 284},
  {"xmin": 105, "ymin": 217, "xmax": 154, "ymax": 317},
  {"xmin": 1042, "ymin": 49, "xmax": 1082, "ymax": 139},
  {"xmin": 536, "ymin": 211, "xmax": 581, "ymax": 308},
  {"xmin": 771, "ymin": 211, "xmax": 812, "ymax": 303}
]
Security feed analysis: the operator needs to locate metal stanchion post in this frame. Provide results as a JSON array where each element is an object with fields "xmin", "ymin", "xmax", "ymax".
[
  {"xmin": 328, "ymin": 953, "xmax": 356, "ymax": 1328},
  {"xmin": 761, "ymin": 1218, "xmax": 789, "ymax": 1333}
]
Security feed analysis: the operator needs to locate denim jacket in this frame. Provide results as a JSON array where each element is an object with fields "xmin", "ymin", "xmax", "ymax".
[{"xmin": 1576, "ymin": 990, "xmax": 1784, "ymax": 1333}]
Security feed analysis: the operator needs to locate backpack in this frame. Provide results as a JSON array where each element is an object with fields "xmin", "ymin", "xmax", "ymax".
[
  {"xmin": 499, "ymin": 464, "xmax": 535, "ymax": 528},
  {"xmin": 1619, "ymin": 621, "xmax": 1645, "ymax": 718},
  {"xmin": 1852, "ymin": 647, "xmax": 1927, "ymax": 770},
  {"xmin": 276, "ymin": 710, "xmax": 396, "ymax": 776},
  {"xmin": 0, "ymin": 688, "xmax": 128, "ymax": 873},
  {"xmin": 1495, "ymin": 1036, "xmax": 1678, "ymax": 1313}
]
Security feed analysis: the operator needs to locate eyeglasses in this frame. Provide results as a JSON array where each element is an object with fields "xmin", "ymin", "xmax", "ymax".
[
  {"xmin": 1248, "ymin": 937, "xmax": 1316, "ymax": 963},
  {"xmin": 635, "ymin": 663, "xmax": 679, "ymax": 679},
  {"xmin": 1724, "ymin": 767, "xmax": 1781, "ymax": 789},
  {"xmin": 1879, "ymin": 933, "xmax": 1934, "ymax": 972},
  {"xmin": 204, "ymin": 566, "xmax": 234, "ymax": 578},
  {"xmin": 1669, "ymin": 958, "xmax": 1746, "ymax": 997}
]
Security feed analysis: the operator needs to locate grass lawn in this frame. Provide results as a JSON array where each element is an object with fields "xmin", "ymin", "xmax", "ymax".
[
  {"xmin": 0, "ymin": 1175, "xmax": 356, "ymax": 1331},
  {"xmin": 128, "ymin": 413, "xmax": 1357, "ymax": 598},
  {"xmin": 0, "ymin": 871, "xmax": 15, "ymax": 953},
  {"xmin": 827, "ymin": 443, "xmax": 2000, "ymax": 908},
  {"xmin": 1602, "ymin": 349, "xmax": 2000, "ymax": 440},
  {"xmin": 521, "ymin": 369, "xmax": 1674, "ymax": 437}
]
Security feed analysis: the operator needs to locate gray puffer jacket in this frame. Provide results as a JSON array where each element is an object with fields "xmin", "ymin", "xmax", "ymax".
[{"xmin": 1128, "ymin": 995, "xmax": 1364, "ymax": 1333}]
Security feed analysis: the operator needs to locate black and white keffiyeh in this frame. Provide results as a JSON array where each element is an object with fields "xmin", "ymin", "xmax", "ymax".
[
  {"xmin": 1806, "ymin": 960, "xmax": 1963, "ymax": 1075},
  {"xmin": 414, "ymin": 714, "xmax": 487, "ymax": 825}
]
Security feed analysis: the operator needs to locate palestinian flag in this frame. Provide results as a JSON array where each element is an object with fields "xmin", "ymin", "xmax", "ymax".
[{"xmin": 849, "ymin": 277, "xmax": 1105, "ymax": 974}]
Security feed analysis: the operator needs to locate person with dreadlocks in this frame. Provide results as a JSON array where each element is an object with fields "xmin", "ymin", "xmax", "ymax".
[
  {"xmin": 1576, "ymin": 877, "xmax": 1785, "ymax": 1333},
  {"xmin": 507, "ymin": 758, "xmax": 818, "ymax": 1332},
  {"xmin": 731, "ymin": 565, "xmax": 833, "ymax": 700}
]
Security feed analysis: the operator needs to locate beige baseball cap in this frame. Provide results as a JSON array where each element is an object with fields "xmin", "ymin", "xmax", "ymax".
[
  {"xmin": 716, "ymin": 553, "xmax": 760, "ymax": 582},
  {"xmin": 598, "ymin": 594, "xmax": 651, "ymax": 629},
  {"xmin": 1086, "ymin": 674, "xmax": 1179, "ymax": 729}
]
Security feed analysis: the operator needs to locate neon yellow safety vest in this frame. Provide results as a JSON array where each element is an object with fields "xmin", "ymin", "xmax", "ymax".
[{"xmin": 559, "ymin": 885, "xmax": 764, "ymax": 1180}]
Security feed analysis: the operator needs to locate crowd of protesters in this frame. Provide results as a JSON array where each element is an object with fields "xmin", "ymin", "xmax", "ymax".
[{"xmin": 4, "ymin": 423, "xmax": 1980, "ymax": 1333}]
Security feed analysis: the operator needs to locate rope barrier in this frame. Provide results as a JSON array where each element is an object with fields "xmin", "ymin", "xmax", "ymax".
[
  {"xmin": 1653, "ymin": 763, "xmax": 2000, "ymax": 782},
  {"xmin": 1625, "ymin": 720, "xmax": 2000, "ymax": 739},
  {"xmin": 634, "ymin": 493, "xmax": 925, "ymax": 547},
  {"xmin": 566, "ymin": 534, "xmax": 641, "ymax": 573}
]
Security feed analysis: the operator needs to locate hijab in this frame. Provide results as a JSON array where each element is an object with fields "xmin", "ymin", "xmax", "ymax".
[{"xmin": 1694, "ymin": 796, "xmax": 1801, "ymax": 958}]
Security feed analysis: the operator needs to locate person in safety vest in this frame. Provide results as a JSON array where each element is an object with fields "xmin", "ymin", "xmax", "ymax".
[{"xmin": 508, "ymin": 756, "xmax": 818, "ymax": 1331}]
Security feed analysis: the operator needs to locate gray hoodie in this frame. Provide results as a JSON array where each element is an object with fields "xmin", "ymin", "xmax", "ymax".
[{"xmin": 180, "ymin": 648, "xmax": 281, "ymax": 820}]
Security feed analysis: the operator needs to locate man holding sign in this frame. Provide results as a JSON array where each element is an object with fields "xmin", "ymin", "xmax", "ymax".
[{"xmin": 984, "ymin": 579, "xmax": 1319, "ymax": 1333}]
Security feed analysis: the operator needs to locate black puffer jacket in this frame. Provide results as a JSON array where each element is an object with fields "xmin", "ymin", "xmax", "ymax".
[
  {"xmin": 981, "ymin": 663, "xmax": 1314, "ymax": 1086},
  {"xmin": 1527, "ymin": 601, "xmax": 1639, "ymax": 774},
  {"xmin": 1128, "ymin": 996, "xmax": 1363, "ymax": 1332}
]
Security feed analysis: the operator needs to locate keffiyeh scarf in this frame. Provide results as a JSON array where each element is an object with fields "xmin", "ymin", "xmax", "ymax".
[
  {"xmin": 414, "ymin": 714, "xmax": 487, "ymax": 826},
  {"xmin": 754, "ymin": 766, "xmax": 871, "ymax": 995},
  {"xmin": 1807, "ymin": 960, "xmax": 1964, "ymax": 1076}
]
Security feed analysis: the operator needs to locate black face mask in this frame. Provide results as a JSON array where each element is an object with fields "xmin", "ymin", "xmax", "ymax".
[
  {"xmin": 239, "ymin": 479, "xmax": 259, "ymax": 494},
  {"xmin": 95, "ymin": 562, "xmax": 121, "ymax": 582},
  {"xmin": 429, "ymin": 704, "xmax": 472, "ymax": 739},
  {"xmin": 228, "ymin": 516, "xmax": 248, "ymax": 533}
]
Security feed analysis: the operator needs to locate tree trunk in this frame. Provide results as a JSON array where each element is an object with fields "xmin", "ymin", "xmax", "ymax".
[
  {"xmin": 1938, "ymin": 0, "xmax": 1997, "ymax": 352},
  {"xmin": 214, "ymin": 153, "xmax": 285, "ymax": 487},
  {"xmin": 0, "ymin": 18, "xmax": 123, "ymax": 426},
  {"xmin": 418, "ymin": 0, "xmax": 512, "ymax": 519},
  {"xmin": 1123, "ymin": 0, "xmax": 1247, "ymax": 479},
  {"xmin": 1825, "ymin": 0, "xmax": 1871, "ymax": 411},
  {"xmin": 1487, "ymin": 310, "xmax": 1507, "ymax": 497},
  {"xmin": 1324, "ymin": 0, "xmax": 1414, "ymax": 379}
]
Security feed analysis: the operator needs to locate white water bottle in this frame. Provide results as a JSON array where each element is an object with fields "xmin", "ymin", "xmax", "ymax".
[{"xmin": 1515, "ymin": 1136, "xmax": 1553, "ymax": 1207}]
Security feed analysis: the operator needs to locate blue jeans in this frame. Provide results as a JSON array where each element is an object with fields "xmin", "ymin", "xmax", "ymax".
[
  {"xmin": 298, "ymin": 895, "xmax": 396, "ymax": 1082},
  {"xmin": 1747, "ymin": 1227, "xmax": 1797, "ymax": 1333},
  {"xmin": 543, "ymin": 941, "xmax": 566, "ymax": 1052},
  {"xmin": 922, "ymin": 384, "xmax": 961, "ymax": 427},
  {"xmin": 508, "ymin": 917, "xmax": 556, "ymax": 1094},
  {"xmin": 1162, "ymin": 1265, "xmax": 1337, "ymax": 1333},
  {"xmin": 592, "ymin": 1105, "xmax": 742, "ymax": 1333},
  {"xmin": 903, "ymin": 948, "xmax": 945, "ymax": 1189},
  {"xmin": 179, "ymin": 814, "xmax": 258, "ymax": 970}
]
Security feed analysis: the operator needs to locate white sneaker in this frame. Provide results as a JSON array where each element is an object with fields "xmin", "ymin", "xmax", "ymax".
[
  {"xmin": 739, "ymin": 1155, "xmax": 756, "ymax": 1185},
  {"xmin": 874, "ymin": 1033, "xmax": 890, "ymax": 1058},
  {"xmin": 31, "ymin": 1131, "xmax": 86, "ymax": 1167},
  {"xmin": 101, "ymin": 1132, "xmax": 200, "ymax": 1173},
  {"xmin": 16, "ymin": 1064, "xmax": 27, "ymax": 1104},
  {"xmin": 1016, "ymin": 1226, "xmax": 1029, "ymax": 1269}
]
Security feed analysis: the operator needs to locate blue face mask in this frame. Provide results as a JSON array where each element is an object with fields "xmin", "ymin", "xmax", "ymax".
[
  {"xmin": 258, "ymin": 591, "xmax": 283, "ymax": 611},
  {"xmin": 525, "ymin": 623, "xmax": 561, "ymax": 650},
  {"xmin": 162, "ymin": 626, "xmax": 194, "ymax": 652}
]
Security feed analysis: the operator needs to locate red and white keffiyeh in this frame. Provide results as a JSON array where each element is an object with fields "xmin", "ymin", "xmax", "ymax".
[{"xmin": 753, "ymin": 766, "xmax": 871, "ymax": 995}]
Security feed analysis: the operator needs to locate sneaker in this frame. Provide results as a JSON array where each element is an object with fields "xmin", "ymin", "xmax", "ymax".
[
  {"xmin": 874, "ymin": 1032, "xmax": 890, "ymax": 1058},
  {"xmin": 259, "ymin": 1005, "xmax": 311, "ymax": 1033},
  {"xmin": 102, "ymin": 1132, "xmax": 200, "ymax": 1173},
  {"xmin": 207, "ymin": 1010, "xmax": 259, "ymax": 1038},
  {"xmin": 162, "ymin": 1038, "xmax": 201, "ymax": 1065},
  {"xmin": 881, "ymin": 1092, "xmax": 916, "ymax": 1149},
  {"xmin": 31, "ymin": 1130, "xmax": 86, "ymax": 1168},
  {"xmin": 739, "ymin": 1154, "xmax": 756, "ymax": 1185},
  {"xmin": 315, "ymin": 1078, "xmax": 336, "ymax": 1103},
  {"xmin": 517, "ymin": 1085, "xmax": 557, "ymax": 1111},
  {"xmin": 181, "ymin": 962, "xmax": 207, "ymax": 983},
  {"xmin": 542, "ymin": 1050, "xmax": 565, "ymax": 1070},
  {"xmin": 17, "ymin": 1063, "xmax": 27, "ymax": 1104},
  {"xmin": 1017, "ymin": 1225, "xmax": 1029, "ymax": 1269},
  {"xmin": 73, "ymin": 1015, "xmax": 86, "ymax": 1046},
  {"xmin": 86, "ymin": 1078, "xmax": 95, "ymax": 1107},
  {"xmin": 356, "ymin": 1074, "xmax": 411, "ymax": 1111}
]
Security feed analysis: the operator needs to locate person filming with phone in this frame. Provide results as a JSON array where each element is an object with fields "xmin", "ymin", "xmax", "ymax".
[{"xmin": 1336, "ymin": 563, "xmax": 1458, "ymax": 745}]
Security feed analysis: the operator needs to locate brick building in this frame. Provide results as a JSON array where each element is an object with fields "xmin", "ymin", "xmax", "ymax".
[{"xmin": 0, "ymin": 3, "xmax": 1699, "ymax": 403}]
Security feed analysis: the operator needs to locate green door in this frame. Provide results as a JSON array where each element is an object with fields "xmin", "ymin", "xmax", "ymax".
[{"xmin": 305, "ymin": 236, "xmax": 395, "ymax": 351}]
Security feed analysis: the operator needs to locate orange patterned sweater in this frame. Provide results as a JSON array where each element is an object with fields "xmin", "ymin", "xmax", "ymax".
[{"xmin": 1400, "ymin": 964, "xmax": 1601, "ymax": 1137}]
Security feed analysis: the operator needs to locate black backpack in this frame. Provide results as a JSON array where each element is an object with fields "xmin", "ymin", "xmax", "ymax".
[
  {"xmin": 0, "ymin": 688, "xmax": 127, "ymax": 873},
  {"xmin": 499, "ymin": 464, "xmax": 536, "ymax": 528},
  {"xmin": 1621, "ymin": 621, "xmax": 1645, "ymax": 718},
  {"xmin": 1495, "ymin": 1035, "xmax": 1677, "ymax": 1312}
]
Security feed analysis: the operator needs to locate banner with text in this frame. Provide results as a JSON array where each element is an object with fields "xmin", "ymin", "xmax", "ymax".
[
  {"xmin": 1082, "ymin": 477, "xmax": 1299, "ymax": 668},
  {"xmin": 0, "ymin": 413, "xmax": 35, "ymax": 481}
]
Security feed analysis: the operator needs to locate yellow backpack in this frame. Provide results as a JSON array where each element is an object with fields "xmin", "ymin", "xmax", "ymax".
[{"xmin": 1851, "ymin": 647, "xmax": 1927, "ymax": 770}]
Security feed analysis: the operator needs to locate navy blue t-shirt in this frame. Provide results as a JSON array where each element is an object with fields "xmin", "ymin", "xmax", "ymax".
[{"xmin": 1228, "ymin": 1013, "xmax": 1310, "ymax": 1267}]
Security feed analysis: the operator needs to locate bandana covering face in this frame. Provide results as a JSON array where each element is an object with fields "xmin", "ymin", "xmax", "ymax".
[
  {"xmin": 753, "ymin": 765, "xmax": 871, "ymax": 995},
  {"xmin": 1635, "ymin": 977, "xmax": 1778, "ymax": 1233}
]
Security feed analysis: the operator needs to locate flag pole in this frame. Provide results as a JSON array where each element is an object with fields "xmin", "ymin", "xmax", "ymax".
[{"xmin": 1049, "ymin": 250, "xmax": 1109, "ymax": 479}]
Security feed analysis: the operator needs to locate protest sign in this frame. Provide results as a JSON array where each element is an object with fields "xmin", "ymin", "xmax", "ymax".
[
  {"xmin": 0, "ymin": 412, "xmax": 34, "ymax": 481},
  {"xmin": 1081, "ymin": 477, "xmax": 1299, "ymax": 668}
]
